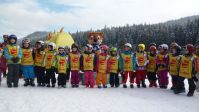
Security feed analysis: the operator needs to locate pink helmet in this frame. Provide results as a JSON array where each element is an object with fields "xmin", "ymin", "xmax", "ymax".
[{"xmin": 100, "ymin": 45, "xmax": 109, "ymax": 51}]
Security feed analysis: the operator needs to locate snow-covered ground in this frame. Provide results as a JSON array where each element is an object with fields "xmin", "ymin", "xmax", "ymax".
[{"xmin": 0, "ymin": 77, "xmax": 198, "ymax": 112}]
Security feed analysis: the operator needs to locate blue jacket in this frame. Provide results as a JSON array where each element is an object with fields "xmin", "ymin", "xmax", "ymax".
[{"xmin": 4, "ymin": 44, "xmax": 22, "ymax": 64}]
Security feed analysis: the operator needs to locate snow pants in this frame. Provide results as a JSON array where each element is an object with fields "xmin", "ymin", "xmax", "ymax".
[
  {"xmin": 66, "ymin": 68, "xmax": 70, "ymax": 81},
  {"xmin": 35, "ymin": 66, "xmax": 45, "ymax": 85},
  {"xmin": 58, "ymin": 73, "xmax": 66, "ymax": 86},
  {"xmin": 136, "ymin": 70, "xmax": 146, "ymax": 84},
  {"xmin": 46, "ymin": 68, "xmax": 56, "ymax": 85},
  {"xmin": 71, "ymin": 70, "xmax": 80, "ymax": 86},
  {"xmin": 175, "ymin": 76, "xmax": 196, "ymax": 93},
  {"xmin": 109, "ymin": 72, "xmax": 119, "ymax": 87},
  {"xmin": 0, "ymin": 55, "xmax": 7, "ymax": 77},
  {"xmin": 84, "ymin": 71, "xmax": 95, "ymax": 88},
  {"xmin": 171, "ymin": 75, "xmax": 178, "ymax": 89},
  {"xmin": 96, "ymin": 72, "xmax": 107, "ymax": 85},
  {"xmin": 122, "ymin": 71, "xmax": 135, "ymax": 84},
  {"xmin": 157, "ymin": 70, "xmax": 168, "ymax": 86},
  {"xmin": 7, "ymin": 64, "xmax": 20, "ymax": 86},
  {"xmin": 22, "ymin": 65, "xmax": 35, "ymax": 79}
]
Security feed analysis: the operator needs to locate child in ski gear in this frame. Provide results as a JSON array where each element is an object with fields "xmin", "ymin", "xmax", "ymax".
[
  {"xmin": 4, "ymin": 35, "xmax": 22, "ymax": 88},
  {"xmin": 65, "ymin": 46, "xmax": 71, "ymax": 82},
  {"xmin": 0, "ymin": 35, "xmax": 8, "ymax": 78},
  {"xmin": 194, "ymin": 45, "xmax": 199, "ymax": 92},
  {"xmin": 53, "ymin": 46, "xmax": 68, "ymax": 88},
  {"xmin": 135, "ymin": 44, "xmax": 147, "ymax": 88},
  {"xmin": 147, "ymin": 45, "xmax": 158, "ymax": 87},
  {"xmin": 33, "ymin": 40, "xmax": 46, "ymax": 87},
  {"xmin": 96, "ymin": 45, "xmax": 110, "ymax": 88},
  {"xmin": 69, "ymin": 43, "xmax": 81, "ymax": 88},
  {"xmin": 80, "ymin": 44, "xmax": 97, "ymax": 88},
  {"xmin": 156, "ymin": 44, "xmax": 169, "ymax": 89},
  {"xmin": 119, "ymin": 43, "xmax": 136, "ymax": 88},
  {"xmin": 21, "ymin": 38, "xmax": 35, "ymax": 87},
  {"xmin": 174, "ymin": 44, "xmax": 196, "ymax": 96},
  {"xmin": 108, "ymin": 47, "xmax": 120, "ymax": 87},
  {"xmin": 45, "ymin": 42, "xmax": 56, "ymax": 87},
  {"xmin": 168, "ymin": 42, "xmax": 181, "ymax": 90},
  {"xmin": 0, "ymin": 47, "xmax": 4, "ymax": 85}
]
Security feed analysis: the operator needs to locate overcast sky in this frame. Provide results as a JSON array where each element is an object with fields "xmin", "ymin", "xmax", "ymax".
[{"xmin": 1, "ymin": 0, "xmax": 199, "ymax": 38}]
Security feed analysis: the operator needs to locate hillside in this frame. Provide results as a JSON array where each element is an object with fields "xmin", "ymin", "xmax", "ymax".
[{"xmin": 22, "ymin": 15, "xmax": 199, "ymax": 48}]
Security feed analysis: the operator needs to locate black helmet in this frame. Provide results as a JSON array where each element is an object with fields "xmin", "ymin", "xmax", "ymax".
[
  {"xmin": 71, "ymin": 43, "xmax": 78, "ymax": 49},
  {"xmin": 8, "ymin": 35, "xmax": 17, "ymax": 44}
]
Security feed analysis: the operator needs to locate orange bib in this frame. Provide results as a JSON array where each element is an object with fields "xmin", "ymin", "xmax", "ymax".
[
  {"xmin": 45, "ymin": 51, "xmax": 55, "ymax": 69},
  {"xmin": 147, "ymin": 55, "xmax": 156, "ymax": 72},
  {"xmin": 83, "ymin": 53, "xmax": 94, "ymax": 71},
  {"xmin": 21, "ymin": 48, "xmax": 34, "ymax": 65},
  {"xmin": 121, "ymin": 53, "xmax": 133, "ymax": 71},
  {"xmin": 109, "ymin": 56, "xmax": 119, "ymax": 73},
  {"xmin": 179, "ymin": 56, "xmax": 192, "ymax": 78},
  {"xmin": 169, "ymin": 55, "xmax": 178, "ymax": 75},
  {"xmin": 57, "ymin": 55, "xmax": 67, "ymax": 74},
  {"xmin": 69, "ymin": 53, "xmax": 80, "ymax": 70},
  {"xmin": 98, "ymin": 55, "xmax": 108, "ymax": 73}
]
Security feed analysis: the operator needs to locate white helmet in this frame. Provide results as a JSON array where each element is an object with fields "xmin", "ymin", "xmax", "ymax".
[
  {"xmin": 159, "ymin": 44, "xmax": 168, "ymax": 50},
  {"xmin": 124, "ymin": 43, "xmax": 132, "ymax": 48},
  {"xmin": 48, "ymin": 42, "xmax": 56, "ymax": 50},
  {"xmin": 37, "ymin": 40, "xmax": 45, "ymax": 45}
]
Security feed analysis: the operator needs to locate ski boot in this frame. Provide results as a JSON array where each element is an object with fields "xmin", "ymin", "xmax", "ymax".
[
  {"xmin": 52, "ymin": 84, "xmax": 55, "ymax": 88},
  {"xmin": 72, "ymin": 85, "xmax": 76, "ymax": 88},
  {"xmin": 123, "ymin": 84, "xmax": 127, "ymax": 88},
  {"xmin": 142, "ymin": 81, "xmax": 146, "ymax": 88},
  {"xmin": 75, "ymin": 85, "xmax": 79, "ymax": 88},
  {"xmin": 30, "ymin": 79, "xmax": 35, "ymax": 87},
  {"xmin": 115, "ymin": 85, "xmax": 119, "ymax": 88},
  {"xmin": 98, "ymin": 85, "xmax": 102, "ymax": 88},
  {"xmin": 187, "ymin": 91, "xmax": 194, "ymax": 97},
  {"xmin": 46, "ymin": 84, "xmax": 51, "ymax": 87},
  {"xmin": 137, "ymin": 84, "xmax": 141, "ymax": 88},
  {"xmin": 103, "ymin": 85, "xmax": 107, "ymax": 88},
  {"xmin": 7, "ymin": 83, "xmax": 12, "ymax": 88},
  {"xmin": 24, "ymin": 79, "xmax": 29, "ymax": 87},
  {"xmin": 130, "ymin": 84, "xmax": 134, "ymax": 88}
]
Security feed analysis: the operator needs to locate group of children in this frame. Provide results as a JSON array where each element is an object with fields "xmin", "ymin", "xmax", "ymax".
[{"xmin": 1, "ymin": 34, "xmax": 199, "ymax": 97}]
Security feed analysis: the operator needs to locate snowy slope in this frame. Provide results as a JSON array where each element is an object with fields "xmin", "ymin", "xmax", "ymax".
[{"xmin": 0, "ymin": 78, "xmax": 198, "ymax": 112}]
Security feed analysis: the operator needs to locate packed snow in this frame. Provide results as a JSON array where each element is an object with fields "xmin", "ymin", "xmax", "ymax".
[{"xmin": 0, "ymin": 77, "xmax": 198, "ymax": 112}]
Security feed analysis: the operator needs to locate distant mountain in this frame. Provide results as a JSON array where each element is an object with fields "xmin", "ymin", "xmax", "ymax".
[
  {"xmin": 161, "ymin": 15, "xmax": 199, "ymax": 26},
  {"xmin": 18, "ymin": 31, "xmax": 49, "ymax": 45}
]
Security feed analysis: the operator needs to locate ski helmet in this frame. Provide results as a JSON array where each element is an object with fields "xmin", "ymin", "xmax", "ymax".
[
  {"xmin": 138, "ymin": 44, "xmax": 145, "ymax": 51},
  {"xmin": 48, "ymin": 42, "xmax": 56, "ymax": 50},
  {"xmin": 124, "ymin": 43, "xmax": 132, "ymax": 48}
]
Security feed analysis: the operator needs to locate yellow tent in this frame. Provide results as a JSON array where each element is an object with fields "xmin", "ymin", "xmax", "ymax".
[{"xmin": 46, "ymin": 27, "xmax": 74, "ymax": 51}]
